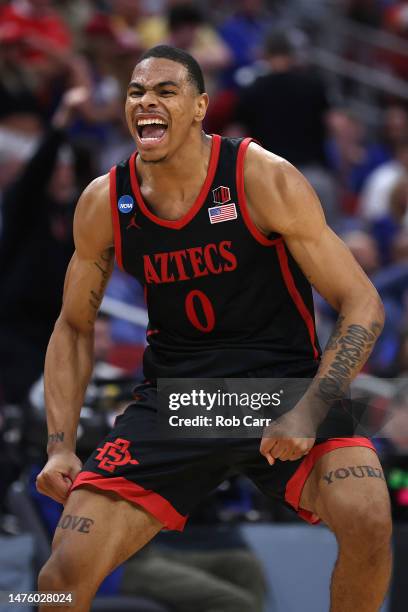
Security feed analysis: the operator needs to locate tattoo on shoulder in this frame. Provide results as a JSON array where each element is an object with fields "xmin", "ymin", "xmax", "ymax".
[
  {"xmin": 322, "ymin": 465, "xmax": 385, "ymax": 485},
  {"xmin": 48, "ymin": 432, "xmax": 64, "ymax": 444},
  {"xmin": 88, "ymin": 248, "xmax": 114, "ymax": 327},
  {"xmin": 57, "ymin": 514, "xmax": 95, "ymax": 534},
  {"xmin": 317, "ymin": 320, "xmax": 382, "ymax": 403}
]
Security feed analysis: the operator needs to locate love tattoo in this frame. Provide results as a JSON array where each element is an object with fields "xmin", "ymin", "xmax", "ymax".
[
  {"xmin": 57, "ymin": 515, "xmax": 95, "ymax": 534},
  {"xmin": 322, "ymin": 465, "xmax": 385, "ymax": 485}
]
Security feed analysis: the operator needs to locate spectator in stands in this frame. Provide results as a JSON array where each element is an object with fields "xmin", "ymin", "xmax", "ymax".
[
  {"xmin": 345, "ymin": 0, "xmax": 382, "ymax": 26},
  {"xmin": 383, "ymin": 104, "xmax": 408, "ymax": 153},
  {"xmin": 317, "ymin": 228, "xmax": 408, "ymax": 375},
  {"xmin": 166, "ymin": 3, "xmax": 231, "ymax": 96},
  {"xmin": 392, "ymin": 227, "xmax": 408, "ymax": 261},
  {"xmin": 371, "ymin": 172, "xmax": 408, "ymax": 264},
  {"xmin": 219, "ymin": 0, "xmax": 271, "ymax": 89},
  {"xmin": 0, "ymin": 21, "xmax": 42, "ymax": 133},
  {"xmin": 54, "ymin": 0, "xmax": 94, "ymax": 43},
  {"xmin": 359, "ymin": 140, "xmax": 408, "ymax": 222},
  {"xmin": 235, "ymin": 31, "xmax": 329, "ymax": 167},
  {"xmin": 234, "ymin": 30, "xmax": 338, "ymax": 225},
  {"xmin": 67, "ymin": 13, "xmax": 124, "ymax": 151},
  {"xmin": 393, "ymin": 328, "xmax": 408, "ymax": 376},
  {"xmin": 343, "ymin": 229, "xmax": 381, "ymax": 275},
  {"xmin": 0, "ymin": 0, "xmax": 72, "ymax": 68},
  {"xmin": 381, "ymin": 0, "xmax": 408, "ymax": 77},
  {"xmin": 0, "ymin": 87, "xmax": 90, "ymax": 405},
  {"xmin": 326, "ymin": 108, "xmax": 391, "ymax": 214},
  {"xmin": 108, "ymin": 0, "xmax": 159, "ymax": 54}
]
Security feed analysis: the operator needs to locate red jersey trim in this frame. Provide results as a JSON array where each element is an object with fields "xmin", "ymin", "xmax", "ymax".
[
  {"xmin": 236, "ymin": 138, "xmax": 279, "ymax": 247},
  {"xmin": 109, "ymin": 166, "xmax": 124, "ymax": 271},
  {"xmin": 129, "ymin": 134, "xmax": 222, "ymax": 229},
  {"xmin": 285, "ymin": 437, "xmax": 377, "ymax": 524},
  {"xmin": 276, "ymin": 240, "xmax": 320, "ymax": 360},
  {"xmin": 70, "ymin": 471, "xmax": 187, "ymax": 532}
]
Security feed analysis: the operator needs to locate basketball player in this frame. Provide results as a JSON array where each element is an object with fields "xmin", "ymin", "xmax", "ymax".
[{"xmin": 36, "ymin": 46, "xmax": 392, "ymax": 612}]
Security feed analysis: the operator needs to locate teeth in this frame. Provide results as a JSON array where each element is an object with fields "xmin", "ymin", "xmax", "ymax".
[{"xmin": 137, "ymin": 118, "xmax": 167, "ymax": 126}]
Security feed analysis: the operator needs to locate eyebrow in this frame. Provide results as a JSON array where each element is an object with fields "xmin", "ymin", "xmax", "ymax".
[{"xmin": 128, "ymin": 80, "xmax": 180, "ymax": 90}]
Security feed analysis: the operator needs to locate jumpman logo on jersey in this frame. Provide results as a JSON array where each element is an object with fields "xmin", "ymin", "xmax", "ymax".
[{"xmin": 127, "ymin": 213, "xmax": 141, "ymax": 230}]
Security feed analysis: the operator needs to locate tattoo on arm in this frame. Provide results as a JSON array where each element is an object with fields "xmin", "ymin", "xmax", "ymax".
[
  {"xmin": 317, "ymin": 320, "xmax": 382, "ymax": 403},
  {"xmin": 322, "ymin": 465, "xmax": 385, "ymax": 485},
  {"xmin": 48, "ymin": 432, "xmax": 65, "ymax": 444},
  {"xmin": 57, "ymin": 514, "xmax": 95, "ymax": 533},
  {"xmin": 88, "ymin": 249, "xmax": 113, "ymax": 327},
  {"xmin": 325, "ymin": 315, "xmax": 345, "ymax": 350}
]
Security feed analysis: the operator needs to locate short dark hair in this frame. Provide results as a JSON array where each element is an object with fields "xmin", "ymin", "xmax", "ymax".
[
  {"xmin": 137, "ymin": 45, "xmax": 205, "ymax": 94},
  {"xmin": 264, "ymin": 31, "xmax": 294, "ymax": 58},
  {"xmin": 168, "ymin": 4, "xmax": 204, "ymax": 31}
]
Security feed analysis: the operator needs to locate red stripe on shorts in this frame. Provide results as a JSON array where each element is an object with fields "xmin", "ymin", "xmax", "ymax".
[
  {"xmin": 70, "ymin": 471, "xmax": 187, "ymax": 531},
  {"xmin": 285, "ymin": 437, "xmax": 377, "ymax": 524}
]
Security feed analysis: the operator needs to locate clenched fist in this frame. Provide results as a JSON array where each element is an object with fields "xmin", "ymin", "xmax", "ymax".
[
  {"xmin": 36, "ymin": 451, "xmax": 82, "ymax": 504},
  {"xmin": 260, "ymin": 407, "xmax": 316, "ymax": 465}
]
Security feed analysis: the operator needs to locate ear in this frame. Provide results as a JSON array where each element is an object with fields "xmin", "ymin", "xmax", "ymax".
[{"xmin": 194, "ymin": 93, "xmax": 209, "ymax": 123}]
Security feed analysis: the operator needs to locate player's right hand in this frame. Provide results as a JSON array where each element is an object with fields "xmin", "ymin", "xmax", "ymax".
[{"xmin": 36, "ymin": 451, "xmax": 82, "ymax": 505}]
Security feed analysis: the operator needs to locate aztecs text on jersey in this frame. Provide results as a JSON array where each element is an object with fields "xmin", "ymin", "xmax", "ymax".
[{"xmin": 110, "ymin": 136, "xmax": 321, "ymax": 379}]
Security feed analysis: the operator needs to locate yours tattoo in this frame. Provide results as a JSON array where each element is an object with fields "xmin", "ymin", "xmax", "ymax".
[{"xmin": 323, "ymin": 465, "xmax": 385, "ymax": 485}]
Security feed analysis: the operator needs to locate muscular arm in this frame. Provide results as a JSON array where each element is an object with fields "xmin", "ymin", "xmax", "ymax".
[
  {"xmin": 245, "ymin": 144, "xmax": 384, "ymax": 435},
  {"xmin": 44, "ymin": 174, "xmax": 114, "ymax": 457}
]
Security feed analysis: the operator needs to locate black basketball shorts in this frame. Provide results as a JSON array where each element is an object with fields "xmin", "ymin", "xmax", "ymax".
[{"xmin": 70, "ymin": 382, "xmax": 376, "ymax": 531}]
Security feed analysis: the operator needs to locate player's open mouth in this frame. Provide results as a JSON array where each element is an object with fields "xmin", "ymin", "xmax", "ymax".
[{"xmin": 136, "ymin": 118, "xmax": 168, "ymax": 145}]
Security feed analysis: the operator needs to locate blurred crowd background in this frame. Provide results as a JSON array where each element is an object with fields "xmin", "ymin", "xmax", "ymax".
[{"xmin": 0, "ymin": 1, "xmax": 408, "ymax": 610}]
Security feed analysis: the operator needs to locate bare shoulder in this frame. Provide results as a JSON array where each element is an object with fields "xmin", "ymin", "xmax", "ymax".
[
  {"xmin": 243, "ymin": 142, "xmax": 325, "ymax": 236},
  {"xmin": 73, "ymin": 173, "xmax": 113, "ymax": 257}
]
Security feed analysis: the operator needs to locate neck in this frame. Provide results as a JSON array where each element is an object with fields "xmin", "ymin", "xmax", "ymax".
[
  {"xmin": 137, "ymin": 130, "xmax": 212, "ymax": 194},
  {"xmin": 268, "ymin": 56, "xmax": 294, "ymax": 73}
]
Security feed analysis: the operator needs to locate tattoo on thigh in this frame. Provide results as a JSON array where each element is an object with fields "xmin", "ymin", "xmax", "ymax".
[
  {"xmin": 322, "ymin": 465, "xmax": 385, "ymax": 485},
  {"xmin": 57, "ymin": 514, "xmax": 95, "ymax": 533}
]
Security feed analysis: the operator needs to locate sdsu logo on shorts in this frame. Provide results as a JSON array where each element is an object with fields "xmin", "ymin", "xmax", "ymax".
[
  {"xmin": 95, "ymin": 438, "xmax": 138, "ymax": 473},
  {"xmin": 118, "ymin": 195, "xmax": 134, "ymax": 214}
]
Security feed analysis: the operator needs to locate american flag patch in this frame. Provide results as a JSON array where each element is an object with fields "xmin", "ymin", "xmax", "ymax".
[{"xmin": 208, "ymin": 203, "xmax": 237, "ymax": 224}]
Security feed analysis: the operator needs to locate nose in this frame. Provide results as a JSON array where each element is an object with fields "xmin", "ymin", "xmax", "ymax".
[{"xmin": 139, "ymin": 90, "xmax": 158, "ymax": 109}]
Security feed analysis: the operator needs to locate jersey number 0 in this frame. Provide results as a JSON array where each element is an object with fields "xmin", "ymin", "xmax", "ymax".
[{"xmin": 185, "ymin": 290, "xmax": 215, "ymax": 333}]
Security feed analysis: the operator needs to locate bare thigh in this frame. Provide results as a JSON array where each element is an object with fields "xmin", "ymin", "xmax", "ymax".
[
  {"xmin": 299, "ymin": 446, "xmax": 391, "ymax": 529},
  {"xmin": 46, "ymin": 485, "xmax": 162, "ymax": 591}
]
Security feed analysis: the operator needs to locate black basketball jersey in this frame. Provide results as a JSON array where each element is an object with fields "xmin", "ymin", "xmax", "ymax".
[{"xmin": 110, "ymin": 135, "xmax": 321, "ymax": 379}]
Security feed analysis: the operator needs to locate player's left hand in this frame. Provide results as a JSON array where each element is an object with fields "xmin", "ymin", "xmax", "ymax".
[{"xmin": 259, "ymin": 407, "xmax": 316, "ymax": 465}]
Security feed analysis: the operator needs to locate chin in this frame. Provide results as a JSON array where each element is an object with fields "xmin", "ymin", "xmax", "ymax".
[
  {"xmin": 139, "ymin": 152, "xmax": 169, "ymax": 164},
  {"xmin": 137, "ymin": 141, "xmax": 170, "ymax": 163}
]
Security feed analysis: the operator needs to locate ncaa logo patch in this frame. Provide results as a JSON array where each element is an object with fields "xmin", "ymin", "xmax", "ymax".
[{"xmin": 118, "ymin": 195, "xmax": 134, "ymax": 214}]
